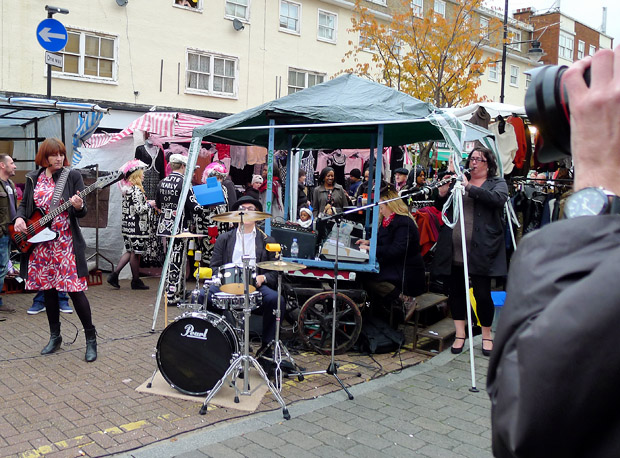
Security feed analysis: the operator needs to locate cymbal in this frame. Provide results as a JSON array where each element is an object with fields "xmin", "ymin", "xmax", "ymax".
[
  {"xmin": 167, "ymin": 232, "xmax": 207, "ymax": 238},
  {"xmin": 256, "ymin": 260, "xmax": 307, "ymax": 272},
  {"xmin": 212, "ymin": 210, "xmax": 272, "ymax": 223}
]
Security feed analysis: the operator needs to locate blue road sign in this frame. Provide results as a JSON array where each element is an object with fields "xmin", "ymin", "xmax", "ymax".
[{"xmin": 36, "ymin": 18, "xmax": 68, "ymax": 52}]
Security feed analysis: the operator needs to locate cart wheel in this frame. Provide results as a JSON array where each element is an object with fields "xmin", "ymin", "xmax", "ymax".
[{"xmin": 298, "ymin": 291, "xmax": 362, "ymax": 355}]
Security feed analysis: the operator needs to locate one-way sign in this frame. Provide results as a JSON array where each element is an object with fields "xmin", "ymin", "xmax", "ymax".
[
  {"xmin": 36, "ymin": 18, "xmax": 68, "ymax": 52},
  {"xmin": 45, "ymin": 51, "xmax": 64, "ymax": 68}
]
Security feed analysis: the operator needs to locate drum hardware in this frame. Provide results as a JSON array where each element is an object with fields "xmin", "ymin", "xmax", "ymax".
[
  {"xmin": 199, "ymin": 211, "xmax": 290, "ymax": 420},
  {"xmin": 256, "ymin": 255, "xmax": 307, "ymax": 391},
  {"xmin": 218, "ymin": 263, "xmax": 257, "ymax": 295},
  {"xmin": 212, "ymin": 290, "xmax": 261, "ymax": 311}
]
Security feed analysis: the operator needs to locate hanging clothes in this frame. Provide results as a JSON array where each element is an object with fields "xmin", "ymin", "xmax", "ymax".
[
  {"xmin": 490, "ymin": 121, "xmax": 518, "ymax": 175},
  {"xmin": 508, "ymin": 116, "xmax": 528, "ymax": 170}
]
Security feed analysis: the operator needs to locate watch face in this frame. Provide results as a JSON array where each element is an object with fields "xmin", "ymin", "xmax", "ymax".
[{"xmin": 565, "ymin": 188, "xmax": 608, "ymax": 218}]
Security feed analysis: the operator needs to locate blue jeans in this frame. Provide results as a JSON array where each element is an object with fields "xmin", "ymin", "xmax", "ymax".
[
  {"xmin": 34, "ymin": 291, "xmax": 70, "ymax": 306},
  {"xmin": 0, "ymin": 235, "xmax": 10, "ymax": 306}
]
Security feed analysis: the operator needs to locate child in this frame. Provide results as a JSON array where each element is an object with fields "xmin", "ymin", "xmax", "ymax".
[{"xmin": 297, "ymin": 207, "xmax": 313, "ymax": 229}]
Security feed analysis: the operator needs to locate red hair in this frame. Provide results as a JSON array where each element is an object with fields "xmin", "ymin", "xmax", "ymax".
[{"xmin": 35, "ymin": 138, "xmax": 70, "ymax": 168}]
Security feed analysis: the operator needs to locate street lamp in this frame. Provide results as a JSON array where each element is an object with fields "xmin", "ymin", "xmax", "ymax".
[
  {"xmin": 499, "ymin": 0, "xmax": 544, "ymax": 103},
  {"xmin": 44, "ymin": 5, "xmax": 69, "ymax": 99}
]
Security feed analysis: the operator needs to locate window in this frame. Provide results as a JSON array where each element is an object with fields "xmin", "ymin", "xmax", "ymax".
[
  {"xmin": 434, "ymin": 0, "xmax": 445, "ymax": 17},
  {"xmin": 411, "ymin": 0, "xmax": 423, "ymax": 18},
  {"xmin": 508, "ymin": 28, "xmax": 522, "ymax": 51},
  {"xmin": 280, "ymin": 0, "xmax": 301, "ymax": 34},
  {"xmin": 173, "ymin": 0, "xmax": 202, "ymax": 10},
  {"xmin": 360, "ymin": 24, "xmax": 376, "ymax": 52},
  {"xmin": 368, "ymin": 0, "xmax": 387, "ymax": 5},
  {"xmin": 288, "ymin": 69, "xmax": 325, "ymax": 94},
  {"xmin": 559, "ymin": 32, "xmax": 574, "ymax": 60},
  {"xmin": 525, "ymin": 73, "xmax": 531, "ymax": 89},
  {"xmin": 488, "ymin": 63, "xmax": 498, "ymax": 82},
  {"xmin": 589, "ymin": 44, "xmax": 596, "ymax": 56},
  {"xmin": 51, "ymin": 29, "xmax": 117, "ymax": 82},
  {"xmin": 480, "ymin": 16, "xmax": 489, "ymax": 39},
  {"xmin": 186, "ymin": 49, "xmax": 238, "ymax": 97},
  {"xmin": 318, "ymin": 10, "xmax": 337, "ymax": 43},
  {"xmin": 225, "ymin": 0, "xmax": 249, "ymax": 20},
  {"xmin": 510, "ymin": 65, "xmax": 519, "ymax": 87},
  {"xmin": 577, "ymin": 40, "xmax": 585, "ymax": 59}
]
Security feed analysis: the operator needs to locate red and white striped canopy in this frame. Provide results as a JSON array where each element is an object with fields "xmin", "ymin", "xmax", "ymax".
[{"xmin": 86, "ymin": 112, "xmax": 213, "ymax": 149}]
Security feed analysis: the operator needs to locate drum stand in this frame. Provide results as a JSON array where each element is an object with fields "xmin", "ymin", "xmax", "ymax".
[{"xmin": 199, "ymin": 214, "xmax": 290, "ymax": 419}]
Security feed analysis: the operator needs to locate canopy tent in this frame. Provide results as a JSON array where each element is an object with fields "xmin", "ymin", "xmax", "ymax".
[
  {"xmin": 443, "ymin": 102, "xmax": 526, "ymax": 120},
  {"xmin": 0, "ymin": 96, "xmax": 108, "ymax": 165}
]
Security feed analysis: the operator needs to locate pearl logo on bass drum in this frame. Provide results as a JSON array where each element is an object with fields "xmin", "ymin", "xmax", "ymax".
[{"xmin": 181, "ymin": 324, "xmax": 209, "ymax": 340}]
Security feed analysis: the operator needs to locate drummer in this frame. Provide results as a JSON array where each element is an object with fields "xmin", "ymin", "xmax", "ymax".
[{"xmin": 208, "ymin": 196, "xmax": 285, "ymax": 359}]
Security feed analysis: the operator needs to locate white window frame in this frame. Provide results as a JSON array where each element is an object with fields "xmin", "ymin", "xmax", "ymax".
[
  {"xmin": 525, "ymin": 73, "xmax": 531, "ymax": 89},
  {"xmin": 280, "ymin": 0, "xmax": 301, "ymax": 35},
  {"xmin": 411, "ymin": 0, "xmax": 423, "ymax": 18},
  {"xmin": 434, "ymin": 0, "xmax": 446, "ymax": 18},
  {"xmin": 479, "ymin": 16, "xmax": 489, "ymax": 40},
  {"xmin": 51, "ymin": 28, "xmax": 118, "ymax": 84},
  {"xmin": 359, "ymin": 23, "xmax": 376, "ymax": 52},
  {"xmin": 508, "ymin": 28, "xmax": 522, "ymax": 51},
  {"xmin": 185, "ymin": 48, "xmax": 239, "ymax": 99},
  {"xmin": 577, "ymin": 40, "xmax": 585, "ymax": 59},
  {"xmin": 317, "ymin": 9, "xmax": 337, "ymax": 43},
  {"xmin": 488, "ymin": 63, "xmax": 498, "ymax": 82},
  {"xmin": 368, "ymin": 0, "xmax": 387, "ymax": 5},
  {"xmin": 288, "ymin": 68, "xmax": 325, "ymax": 95},
  {"xmin": 224, "ymin": 0, "xmax": 250, "ymax": 21},
  {"xmin": 589, "ymin": 44, "xmax": 596, "ymax": 56},
  {"xmin": 510, "ymin": 64, "xmax": 519, "ymax": 87},
  {"xmin": 172, "ymin": 0, "xmax": 203, "ymax": 12},
  {"xmin": 559, "ymin": 31, "xmax": 574, "ymax": 61}
]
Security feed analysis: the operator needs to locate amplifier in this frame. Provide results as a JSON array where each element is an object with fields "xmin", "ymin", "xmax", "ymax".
[{"xmin": 270, "ymin": 225, "xmax": 317, "ymax": 259}]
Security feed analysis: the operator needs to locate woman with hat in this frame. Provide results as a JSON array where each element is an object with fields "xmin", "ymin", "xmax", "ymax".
[
  {"xmin": 107, "ymin": 159, "xmax": 155, "ymax": 290},
  {"xmin": 356, "ymin": 185, "xmax": 426, "ymax": 323}
]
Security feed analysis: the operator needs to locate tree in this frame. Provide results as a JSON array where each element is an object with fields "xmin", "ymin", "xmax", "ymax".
[{"xmin": 341, "ymin": 0, "xmax": 503, "ymax": 108}]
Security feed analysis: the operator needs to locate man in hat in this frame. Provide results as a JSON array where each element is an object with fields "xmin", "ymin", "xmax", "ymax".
[
  {"xmin": 156, "ymin": 153, "xmax": 204, "ymax": 306},
  {"xmin": 393, "ymin": 167, "xmax": 409, "ymax": 192},
  {"xmin": 208, "ymin": 195, "xmax": 285, "ymax": 359}
]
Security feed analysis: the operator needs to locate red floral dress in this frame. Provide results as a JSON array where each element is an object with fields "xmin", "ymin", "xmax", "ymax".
[{"xmin": 25, "ymin": 173, "xmax": 87, "ymax": 292}]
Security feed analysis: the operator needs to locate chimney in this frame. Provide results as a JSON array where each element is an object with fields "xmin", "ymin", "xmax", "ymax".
[{"xmin": 602, "ymin": 7, "xmax": 607, "ymax": 34}]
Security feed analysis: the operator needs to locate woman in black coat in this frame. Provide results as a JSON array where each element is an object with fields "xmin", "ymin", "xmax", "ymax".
[
  {"xmin": 357, "ymin": 186, "xmax": 426, "ymax": 320},
  {"xmin": 432, "ymin": 147, "xmax": 508, "ymax": 356}
]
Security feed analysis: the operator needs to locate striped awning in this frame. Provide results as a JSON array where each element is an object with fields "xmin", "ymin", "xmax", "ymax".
[{"xmin": 86, "ymin": 112, "xmax": 213, "ymax": 149}]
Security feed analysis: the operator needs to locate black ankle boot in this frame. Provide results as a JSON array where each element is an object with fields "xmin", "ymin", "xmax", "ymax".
[
  {"xmin": 84, "ymin": 327, "xmax": 97, "ymax": 362},
  {"xmin": 107, "ymin": 272, "xmax": 120, "ymax": 289},
  {"xmin": 41, "ymin": 322, "xmax": 62, "ymax": 355},
  {"xmin": 131, "ymin": 278, "xmax": 149, "ymax": 290}
]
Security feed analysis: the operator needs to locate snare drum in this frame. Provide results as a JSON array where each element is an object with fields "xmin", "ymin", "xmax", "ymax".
[
  {"xmin": 156, "ymin": 311, "xmax": 239, "ymax": 395},
  {"xmin": 218, "ymin": 263, "xmax": 256, "ymax": 295},
  {"xmin": 212, "ymin": 291, "xmax": 261, "ymax": 311}
]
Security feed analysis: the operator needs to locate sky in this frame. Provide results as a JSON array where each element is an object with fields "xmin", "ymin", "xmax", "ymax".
[{"xmin": 483, "ymin": 0, "xmax": 618, "ymax": 46}]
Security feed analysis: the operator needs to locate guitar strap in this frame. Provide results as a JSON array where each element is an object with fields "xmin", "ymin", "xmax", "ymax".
[{"xmin": 50, "ymin": 167, "xmax": 71, "ymax": 212}]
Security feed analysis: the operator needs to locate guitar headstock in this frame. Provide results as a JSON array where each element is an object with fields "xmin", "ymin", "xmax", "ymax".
[{"xmin": 96, "ymin": 171, "xmax": 123, "ymax": 188}]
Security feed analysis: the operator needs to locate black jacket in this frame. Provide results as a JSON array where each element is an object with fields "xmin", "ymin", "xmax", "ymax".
[
  {"xmin": 0, "ymin": 178, "xmax": 16, "ymax": 236},
  {"xmin": 376, "ymin": 214, "xmax": 426, "ymax": 297},
  {"xmin": 487, "ymin": 215, "xmax": 620, "ymax": 458},
  {"xmin": 155, "ymin": 171, "xmax": 202, "ymax": 236},
  {"xmin": 210, "ymin": 228, "xmax": 278, "ymax": 288},
  {"xmin": 16, "ymin": 168, "xmax": 88, "ymax": 278},
  {"xmin": 432, "ymin": 176, "xmax": 508, "ymax": 277}
]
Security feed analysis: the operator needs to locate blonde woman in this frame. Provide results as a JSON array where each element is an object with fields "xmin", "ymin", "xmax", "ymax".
[
  {"xmin": 107, "ymin": 160, "xmax": 155, "ymax": 290},
  {"xmin": 356, "ymin": 185, "xmax": 426, "ymax": 321}
]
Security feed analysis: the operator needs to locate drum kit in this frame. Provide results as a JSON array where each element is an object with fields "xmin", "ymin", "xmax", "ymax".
[{"xmin": 151, "ymin": 208, "xmax": 306, "ymax": 420}]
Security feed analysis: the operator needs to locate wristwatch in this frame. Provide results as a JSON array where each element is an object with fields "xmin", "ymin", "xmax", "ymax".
[{"xmin": 564, "ymin": 187, "xmax": 620, "ymax": 218}]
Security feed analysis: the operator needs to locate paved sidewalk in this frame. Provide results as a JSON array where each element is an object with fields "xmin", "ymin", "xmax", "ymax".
[{"xmin": 114, "ymin": 338, "xmax": 493, "ymax": 458}]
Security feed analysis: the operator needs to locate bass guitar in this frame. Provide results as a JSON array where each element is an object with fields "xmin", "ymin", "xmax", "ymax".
[{"xmin": 9, "ymin": 171, "xmax": 122, "ymax": 254}]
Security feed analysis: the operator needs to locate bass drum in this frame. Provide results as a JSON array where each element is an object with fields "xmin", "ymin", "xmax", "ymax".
[{"xmin": 156, "ymin": 312, "xmax": 239, "ymax": 396}]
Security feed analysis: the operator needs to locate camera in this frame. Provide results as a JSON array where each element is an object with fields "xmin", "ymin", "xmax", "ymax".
[{"xmin": 524, "ymin": 65, "xmax": 590, "ymax": 162}]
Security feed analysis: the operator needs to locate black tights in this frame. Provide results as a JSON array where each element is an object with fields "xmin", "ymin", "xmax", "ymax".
[
  {"xmin": 114, "ymin": 251, "xmax": 141, "ymax": 280},
  {"xmin": 447, "ymin": 266, "xmax": 494, "ymax": 327},
  {"xmin": 44, "ymin": 289, "xmax": 93, "ymax": 330}
]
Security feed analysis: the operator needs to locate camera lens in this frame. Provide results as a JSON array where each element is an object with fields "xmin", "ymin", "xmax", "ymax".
[{"xmin": 525, "ymin": 65, "xmax": 591, "ymax": 162}]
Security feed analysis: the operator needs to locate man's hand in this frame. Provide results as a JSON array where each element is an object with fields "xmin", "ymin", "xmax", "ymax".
[
  {"xmin": 255, "ymin": 274, "xmax": 266, "ymax": 287},
  {"xmin": 564, "ymin": 46, "xmax": 620, "ymax": 195}
]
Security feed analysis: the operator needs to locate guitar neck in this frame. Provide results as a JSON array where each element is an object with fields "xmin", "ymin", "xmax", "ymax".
[{"xmin": 39, "ymin": 180, "xmax": 100, "ymax": 227}]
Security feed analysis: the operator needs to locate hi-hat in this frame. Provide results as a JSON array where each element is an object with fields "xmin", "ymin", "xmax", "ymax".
[
  {"xmin": 167, "ymin": 232, "xmax": 207, "ymax": 238},
  {"xmin": 256, "ymin": 260, "xmax": 307, "ymax": 272},
  {"xmin": 213, "ymin": 210, "xmax": 271, "ymax": 223}
]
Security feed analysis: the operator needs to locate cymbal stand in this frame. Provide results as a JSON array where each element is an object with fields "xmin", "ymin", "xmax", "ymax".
[
  {"xmin": 295, "ymin": 214, "xmax": 355, "ymax": 400},
  {"xmin": 200, "ymin": 212, "xmax": 290, "ymax": 419}
]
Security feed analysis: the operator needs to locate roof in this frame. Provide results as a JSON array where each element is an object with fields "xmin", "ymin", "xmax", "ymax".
[{"xmin": 192, "ymin": 74, "xmax": 452, "ymax": 149}]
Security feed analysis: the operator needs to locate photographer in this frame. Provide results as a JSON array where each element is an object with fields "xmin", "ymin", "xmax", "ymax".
[{"xmin": 487, "ymin": 48, "xmax": 620, "ymax": 457}]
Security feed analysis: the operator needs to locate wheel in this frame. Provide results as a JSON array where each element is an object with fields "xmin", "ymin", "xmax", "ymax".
[{"xmin": 297, "ymin": 291, "xmax": 362, "ymax": 355}]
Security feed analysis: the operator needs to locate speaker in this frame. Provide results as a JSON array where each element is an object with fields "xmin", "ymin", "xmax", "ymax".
[{"xmin": 271, "ymin": 226, "xmax": 317, "ymax": 259}]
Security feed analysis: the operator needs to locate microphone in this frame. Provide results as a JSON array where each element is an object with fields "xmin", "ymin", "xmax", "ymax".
[{"xmin": 265, "ymin": 243, "xmax": 282, "ymax": 253}]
